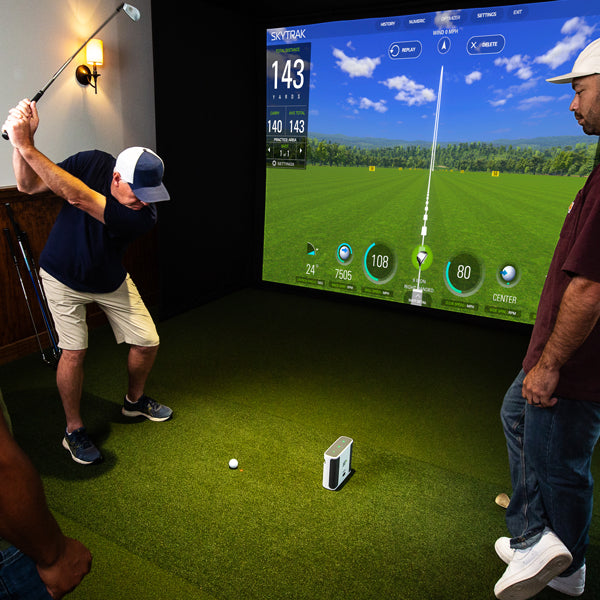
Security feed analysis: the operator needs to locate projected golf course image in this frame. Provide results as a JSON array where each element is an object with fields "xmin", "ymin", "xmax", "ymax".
[
  {"xmin": 264, "ymin": 2, "xmax": 600, "ymax": 325},
  {"xmin": 263, "ymin": 162, "xmax": 589, "ymax": 325}
]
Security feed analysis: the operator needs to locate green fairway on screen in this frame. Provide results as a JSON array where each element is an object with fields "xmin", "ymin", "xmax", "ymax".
[{"xmin": 263, "ymin": 167, "xmax": 586, "ymax": 324}]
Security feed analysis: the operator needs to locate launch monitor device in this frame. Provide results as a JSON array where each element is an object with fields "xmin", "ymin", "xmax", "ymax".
[
  {"xmin": 323, "ymin": 436, "xmax": 354, "ymax": 490},
  {"xmin": 263, "ymin": 0, "xmax": 600, "ymax": 326}
]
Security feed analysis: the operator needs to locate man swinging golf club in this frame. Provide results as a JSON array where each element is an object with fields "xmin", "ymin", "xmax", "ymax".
[{"xmin": 2, "ymin": 99, "xmax": 173, "ymax": 465}]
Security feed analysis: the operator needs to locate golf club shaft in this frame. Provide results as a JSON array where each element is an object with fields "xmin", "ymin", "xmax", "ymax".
[
  {"xmin": 5, "ymin": 203, "xmax": 59, "ymax": 353},
  {"xmin": 20, "ymin": 227, "xmax": 59, "ymax": 351},
  {"xmin": 19, "ymin": 226, "xmax": 52, "ymax": 321},
  {"xmin": 2, "ymin": 3, "xmax": 126, "ymax": 140},
  {"xmin": 3, "ymin": 227, "xmax": 47, "ymax": 358}
]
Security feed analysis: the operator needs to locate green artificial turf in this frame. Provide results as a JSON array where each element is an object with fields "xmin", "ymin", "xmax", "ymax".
[{"xmin": 1, "ymin": 288, "xmax": 598, "ymax": 599}]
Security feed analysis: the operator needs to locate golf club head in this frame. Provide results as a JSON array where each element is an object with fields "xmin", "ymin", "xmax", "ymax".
[
  {"xmin": 123, "ymin": 3, "xmax": 141, "ymax": 22},
  {"xmin": 495, "ymin": 493, "xmax": 510, "ymax": 509},
  {"xmin": 43, "ymin": 349, "xmax": 61, "ymax": 370}
]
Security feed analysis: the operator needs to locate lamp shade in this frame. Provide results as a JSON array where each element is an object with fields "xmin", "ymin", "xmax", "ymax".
[{"xmin": 86, "ymin": 39, "xmax": 103, "ymax": 65}]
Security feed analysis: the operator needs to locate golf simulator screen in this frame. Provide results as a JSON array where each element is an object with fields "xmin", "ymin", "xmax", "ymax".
[{"xmin": 263, "ymin": 0, "xmax": 600, "ymax": 325}]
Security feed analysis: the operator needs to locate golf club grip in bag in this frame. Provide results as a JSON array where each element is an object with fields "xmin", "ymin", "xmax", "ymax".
[
  {"xmin": 3, "ymin": 227, "xmax": 19, "ymax": 268},
  {"xmin": 1, "ymin": 91, "xmax": 44, "ymax": 140}
]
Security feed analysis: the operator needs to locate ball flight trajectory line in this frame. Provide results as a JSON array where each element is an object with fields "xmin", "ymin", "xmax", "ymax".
[
  {"xmin": 2, "ymin": 3, "xmax": 141, "ymax": 140},
  {"xmin": 410, "ymin": 65, "xmax": 444, "ymax": 307}
]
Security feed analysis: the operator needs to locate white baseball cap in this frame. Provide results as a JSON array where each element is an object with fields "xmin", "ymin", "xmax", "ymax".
[
  {"xmin": 114, "ymin": 146, "xmax": 170, "ymax": 203},
  {"xmin": 547, "ymin": 38, "xmax": 600, "ymax": 84}
]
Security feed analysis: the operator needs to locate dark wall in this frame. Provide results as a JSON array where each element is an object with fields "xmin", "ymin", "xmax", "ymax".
[{"xmin": 151, "ymin": 2, "xmax": 260, "ymax": 319}]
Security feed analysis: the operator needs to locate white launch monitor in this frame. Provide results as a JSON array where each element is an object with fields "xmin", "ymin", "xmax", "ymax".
[{"xmin": 323, "ymin": 436, "xmax": 353, "ymax": 490}]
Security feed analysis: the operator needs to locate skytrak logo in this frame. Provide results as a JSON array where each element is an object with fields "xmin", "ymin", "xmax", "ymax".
[{"xmin": 270, "ymin": 28, "xmax": 307, "ymax": 42}]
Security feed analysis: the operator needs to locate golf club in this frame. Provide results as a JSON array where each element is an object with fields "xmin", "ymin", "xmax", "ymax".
[
  {"xmin": 5, "ymin": 203, "xmax": 61, "ymax": 365},
  {"xmin": 2, "ymin": 3, "xmax": 140, "ymax": 140},
  {"xmin": 495, "ymin": 493, "xmax": 510, "ymax": 509},
  {"xmin": 6, "ymin": 205, "xmax": 54, "ymax": 320},
  {"xmin": 3, "ymin": 227, "xmax": 58, "ymax": 368}
]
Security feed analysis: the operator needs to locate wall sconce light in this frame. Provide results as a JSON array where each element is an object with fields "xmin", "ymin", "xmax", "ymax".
[{"xmin": 76, "ymin": 39, "xmax": 103, "ymax": 94}]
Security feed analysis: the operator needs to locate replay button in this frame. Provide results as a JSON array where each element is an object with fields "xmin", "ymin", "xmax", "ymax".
[{"xmin": 388, "ymin": 40, "xmax": 422, "ymax": 59}]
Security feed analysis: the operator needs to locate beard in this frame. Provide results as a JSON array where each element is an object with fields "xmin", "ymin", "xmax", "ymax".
[
  {"xmin": 575, "ymin": 109, "xmax": 600, "ymax": 136},
  {"xmin": 581, "ymin": 120, "xmax": 600, "ymax": 136},
  {"xmin": 576, "ymin": 86, "xmax": 600, "ymax": 136}
]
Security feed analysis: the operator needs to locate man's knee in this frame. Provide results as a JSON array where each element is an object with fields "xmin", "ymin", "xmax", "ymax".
[
  {"xmin": 129, "ymin": 344, "xmax": 159, "ymax": 364},
  {"xmin": 130, "ymin": 343, "xmax": 159, "ymax": 353},
  {"xmin": 59, "ymin": 348, "xmax": 87, "ymax": 366}
]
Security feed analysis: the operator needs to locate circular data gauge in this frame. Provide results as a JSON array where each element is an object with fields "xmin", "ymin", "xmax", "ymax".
[
  {"xmin": 363, "ymin": 243, "xmax": 396, "ymax": 284},
  {"xmin": 444, "ymin": 252, "xmax": 484, "ymax": 297}
]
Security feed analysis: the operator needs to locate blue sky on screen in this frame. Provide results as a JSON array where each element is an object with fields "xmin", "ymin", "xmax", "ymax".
[{"xmin": 269, "ymin": 1, "xmax": 600, "ymax": 142}]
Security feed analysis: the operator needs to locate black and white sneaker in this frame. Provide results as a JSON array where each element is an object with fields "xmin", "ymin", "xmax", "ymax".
[
  {"xmin": 62, "ymin": 427, "xmax": 103, "ymax": 465},
  {"xmin": 122, "ymin": 395, "xmax": 173, "ymax": 422}
]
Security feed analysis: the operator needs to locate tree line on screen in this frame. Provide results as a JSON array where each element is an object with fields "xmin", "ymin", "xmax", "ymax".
[{"xmin": 307, "ymin": 138, "xmax": 597, "ymax": 176}]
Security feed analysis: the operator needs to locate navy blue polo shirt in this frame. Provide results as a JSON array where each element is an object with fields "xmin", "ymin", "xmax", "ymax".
[{"xmin": 39, "ymin": 150, "xmax": 157, "ymax": 293}]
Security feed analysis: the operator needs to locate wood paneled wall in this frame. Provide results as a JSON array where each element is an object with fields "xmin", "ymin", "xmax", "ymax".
[{"xmin": 0, "ymin": 188, "xmax": 159, "ymax": 364}]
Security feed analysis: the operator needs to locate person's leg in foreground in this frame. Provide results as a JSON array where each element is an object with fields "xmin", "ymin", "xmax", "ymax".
[{"xmin": 494, "ymin": 370, "xmax": 600, "ymax": 598}]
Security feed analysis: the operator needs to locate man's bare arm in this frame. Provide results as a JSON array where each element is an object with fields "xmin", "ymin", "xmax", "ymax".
[
  {"xmin": 6, "ymin": 100, "xmax": 48, "ymax": 194},
  {"xmin": 0, "ymin": 410, "xmax": 92, "ymax": 598},
  {"xmin": 16, "ymin": 143, "xmax": 107, "ymax": 223},
  {"xmin": 3, "ymin": 99, "xmax": 106, "ymax": 223},
  {"xmin": 522, "ymin": 275, "xmax": 600, "ymax": 407},
  {"xmin": 12, "ymin": 147, "xmax": 49, "ymax": 194}
]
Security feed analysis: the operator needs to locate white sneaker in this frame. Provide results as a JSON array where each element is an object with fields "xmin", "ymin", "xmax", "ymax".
[
  {"xmin": 495, "ymin": 537, "xmax": 515, "ymax": 564},
  {"xmin": 495, "ymin": 537, "xmax": 585, "ymax": 596},
  {"xmin": 548, "ymin": 563, "xmax": 586, "ymax": 596},
  {"xmin": 494, "ymin": 528, "xmax": 572, "ymax": 599}
]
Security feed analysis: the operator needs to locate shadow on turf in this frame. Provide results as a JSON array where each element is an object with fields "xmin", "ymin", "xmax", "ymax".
[{"xmin": 2, "ymin": 387, "xmax": 124, "ymax": 480}]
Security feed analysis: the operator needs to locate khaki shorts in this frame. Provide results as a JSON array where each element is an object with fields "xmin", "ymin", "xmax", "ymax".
[{"xmin": 40, "ymin": 269, "xmax": 160, "ymax": 351}]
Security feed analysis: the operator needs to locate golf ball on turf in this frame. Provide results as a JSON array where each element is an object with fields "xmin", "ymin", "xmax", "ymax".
[{"xmin": 229, "ymin": 458, "xmax": 238, "ymax": 469}]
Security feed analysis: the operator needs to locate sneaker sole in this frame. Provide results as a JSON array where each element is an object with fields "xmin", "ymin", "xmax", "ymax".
[
  {"xmin": 62, "ymin": 437, "xmax": 103, "ymax": 465},
  {"xmin": 121, "ymin": 407, "xmax": 172, "ymax": 422},
  {"xmin": 495, "ymin": 538, "xmax": 584, "ymax": 597},
  {"xmin": 495, "ymin": 553, "xmax": 573, "ymax": 600}
]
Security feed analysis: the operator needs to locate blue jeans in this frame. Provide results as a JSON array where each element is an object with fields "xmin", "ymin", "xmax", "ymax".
[
  {"xmin": 501, "ymin": 369, "xmax": 600, "ymax": 575},
  {"xmin": 0, "ymin": 547, "xmax": 52, "ymax": 600}
]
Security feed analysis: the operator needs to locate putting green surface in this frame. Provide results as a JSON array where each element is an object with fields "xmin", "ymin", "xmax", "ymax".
[{"xmin": 1, "ymin": 288, "xmax": 597, "ymax": 598}]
